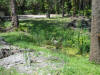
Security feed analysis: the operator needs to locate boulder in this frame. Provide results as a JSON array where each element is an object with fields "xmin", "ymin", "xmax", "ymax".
[
  {"xmin": 0, "ymin": 46, "xmax": 11, "ymax": 59},
  {"xmin": 67, "ymin": 20, "xmax": 77, "ymax": 28},
  {"xmin": 80, "ymin": 19, "xmax": 91, "ymax": 28}
]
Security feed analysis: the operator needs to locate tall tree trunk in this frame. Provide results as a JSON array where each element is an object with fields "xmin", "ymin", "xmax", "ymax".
[
  {"xmin": 11, "ymin": 0, "xmax": 19, "ymax": 28},
  {"xmin": 46, "ymin": 9, "xmax": 50, "ymax": 18},
  {"xmin": 89, "ymin": 0, "xmax": 100, "ymax": 63},
  {"xmin": 62, "ymin": 1, "xmax": 65, "ymax": 17},
  {"xmin": 71, "ymin": 0, "xmax": 76, "ymax": 17}
]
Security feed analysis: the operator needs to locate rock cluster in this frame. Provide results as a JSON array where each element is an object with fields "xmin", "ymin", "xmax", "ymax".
[
  {"xmin": 0, "ymin": 37, "xmax": 64, "ymax": 75},
  {"xmin": 0, "ymin": 45, "xmax": 20, "ymax": 59},
  {"xmin": 0, "ymin": 50, "xmax": 64, "ymax": 74}
]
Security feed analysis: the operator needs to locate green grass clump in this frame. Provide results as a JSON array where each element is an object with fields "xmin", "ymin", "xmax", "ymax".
[
  {"xmin": 0, "ymin": 67, "xmax": 26, "ymax": 75},
  {"xmin": 60, "ymin": 56, "xmax": 100, "ymax": 75}
]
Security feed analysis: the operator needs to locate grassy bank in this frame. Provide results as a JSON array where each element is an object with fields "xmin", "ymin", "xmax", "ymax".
[{"xmin": 0, "ymin": 31, "xmax": 100, "ymax": 75}]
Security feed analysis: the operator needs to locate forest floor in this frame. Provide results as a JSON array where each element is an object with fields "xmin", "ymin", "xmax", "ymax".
[
  {"xmin": 0, "ymin": 33, "xmax": 100, "ymax": 75},
  {"xmin": 0, "ymin": 17, "xmax": 100, "ymax": 75},
  {"xmin": 0, "ymin": 44, "xmax": 64, "ymax": 75},
  {"xmin": 0, "ymin": 36, "xmax": 66, "ymax": 75}
]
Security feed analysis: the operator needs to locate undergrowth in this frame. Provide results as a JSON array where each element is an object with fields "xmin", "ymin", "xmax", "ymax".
[
  {"xmin": 0, "ymin": 18, "xmax": 96, "ymax": 75},
  {"xmin": 0, "ymin": 18, "xmax": 90, "ymax": 54}
]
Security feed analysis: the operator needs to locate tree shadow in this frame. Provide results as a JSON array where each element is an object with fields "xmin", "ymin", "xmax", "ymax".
[{"xmin": 19, "ymin": 19, "xmax": 65, "ymax": 33}]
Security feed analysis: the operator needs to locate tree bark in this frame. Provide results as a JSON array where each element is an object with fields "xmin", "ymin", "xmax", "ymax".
[
  {"xmin": 62, "ymin": 4, "xmax": 64, "ymax": 17},
  {"xmin": 62, "ymin": 0, "xmax": 65, "ymax": 17},
  {"xmin": 89, "ymin": 0, "xmax": 100, "ymax": 63},
  {"xmin": 46, "ymin": 10, "xmax": 50, "ymax": 18},
  {"xmin": 11, "ymin": 0, "xmax": 19, "ymax": 28}
]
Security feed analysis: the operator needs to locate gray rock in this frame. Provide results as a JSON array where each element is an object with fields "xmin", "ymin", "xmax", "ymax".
[
  {"xmin": 0, "ymin": 46, "xmax": 11, "ymax": 59},
  {"xmin": 0, "ymin": 45, "xmax": 64, "ymax": 75},
  {"xmin": 0, "ymin": 50, "xmax": 4, "ymax": 59},
  {"xmin": 0, "ymin": 37, "xmax": 8, "ymax": 45},
  {"xmin": 0, "ymin": 53, "xmax": 25, "ymax": 68}
]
